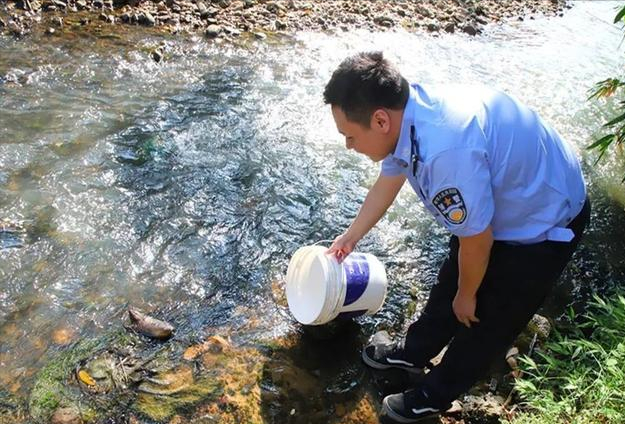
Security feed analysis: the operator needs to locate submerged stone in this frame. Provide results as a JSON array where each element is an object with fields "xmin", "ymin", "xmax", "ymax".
[
  {"xmin": 50, "ymin": 406, "xmax": 81, "ymax": 424},
  {"xmin": 0, "ymin": 218, "xmax": 26, "ymax": 249}
]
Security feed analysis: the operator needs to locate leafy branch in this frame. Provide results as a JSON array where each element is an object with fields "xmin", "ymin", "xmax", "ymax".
[{"xmin": 587, "ymin": 4, "xmax": 625, "ymax": 181}]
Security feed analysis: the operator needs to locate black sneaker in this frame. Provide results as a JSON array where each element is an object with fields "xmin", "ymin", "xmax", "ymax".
[
  {"xmin": 362, "ymin": 331, "xmax": 423, "ymax": 374},
  {"xmin": 382, "ymin": 389, "xmax": 450, "ymax": 423}
]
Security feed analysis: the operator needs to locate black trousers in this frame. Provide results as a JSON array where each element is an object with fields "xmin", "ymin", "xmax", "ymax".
[{"xmin": 403, "ymin": 198, "xmax": 591, "ymax": 407}]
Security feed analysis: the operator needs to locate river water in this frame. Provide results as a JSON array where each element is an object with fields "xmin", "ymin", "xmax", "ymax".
[{"xmin": 0, "ymin": 0, "xmax": 624, "ymax": 406}]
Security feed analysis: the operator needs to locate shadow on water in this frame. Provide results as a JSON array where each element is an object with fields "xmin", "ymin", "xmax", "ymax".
[
  {"xmin": 260, "ymin": 320, "xmax": 377, "ymax": 424},
  {"xmin": 258, "ymin": 319, "xmax": 436, "ymax": 424}
]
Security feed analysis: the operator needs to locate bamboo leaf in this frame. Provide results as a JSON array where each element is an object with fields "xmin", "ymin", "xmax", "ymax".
[
  {"xmin": 587, "ymin": 134, "xmax": 614, "ymax": 150},
  {"xmin": 614, "ymin": 5, "xmax": 625, "ymax": 24},
  {"xmin": 603, "ymin": 112, "xmax": 625, "ymax": 127}
]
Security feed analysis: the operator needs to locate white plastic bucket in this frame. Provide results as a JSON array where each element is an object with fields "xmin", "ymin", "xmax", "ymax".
[{"xmin": 285, "ymin": 245, "xmax": 388, "ymax": 325}]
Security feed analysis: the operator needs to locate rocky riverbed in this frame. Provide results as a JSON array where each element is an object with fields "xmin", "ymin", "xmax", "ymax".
[
  {"xmin": 0, "ymin": 307, "xmax": 553, "ymax": 424},
  {"xmin": 1, "ymin": 0, "xmax": 571, "ymax": 39}
]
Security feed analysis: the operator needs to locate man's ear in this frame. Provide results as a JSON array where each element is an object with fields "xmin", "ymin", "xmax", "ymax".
[{"xmin": 371, "ymin": 109, "xmax": 391, "ymax": 134}]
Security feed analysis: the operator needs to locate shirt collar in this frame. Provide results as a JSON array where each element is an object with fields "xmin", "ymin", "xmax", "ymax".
[{"xmin": 389, "ymin": 85, "xmax": 418, "ymax": 167}]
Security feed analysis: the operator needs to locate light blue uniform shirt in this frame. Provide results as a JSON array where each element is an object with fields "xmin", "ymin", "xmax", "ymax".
[{"xmin": 381, "ymin": 84, "xmax": 586, "ymax": 243}]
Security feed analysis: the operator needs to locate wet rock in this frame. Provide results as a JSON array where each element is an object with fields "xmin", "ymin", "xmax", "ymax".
[
  {"xmin": 462, "ymin": 23, "xmax": 478, "ymax": 35},
  {"xmin": 138, "ymin": 11, "xmax": 156, "ymax": 26},
  {"xmin": 334, "ymin": 394, "xmax": 379, "ymax": 422},
  {"xmin": 75, "ymin": 0, "xmax": 87, "ymax": 10},
  {"xmin": 0, "ymin": 219, "xmax": 26, "ymax": 249},
  {"xmin": 373, "ymin": 15, "xmax": 394, "ymax": 28},
  {"xmin": 426, "ymin": 21, "xmax": 439, "ymax": 32},
  {"xmin": 204, "ymin": 23, "xmax": 220, "ymax": 37},
  {"xmin": 461, "ymin": 393, "xmax": 506, "ymax": 423},
  {"xmin": 513, "ymin": 314, "xmax": 553, "ymax": 358},
  {"xmin": 137, "ymin": 365, "xmax": 194, "ymax": 395},
  {"xmin": 136, "ymin": 338, "xmax": 264, "ymax": 422},
  {"xmin": 267, "ymin": 357, "xmax": 319, "ymax": 398},
  {"xmin": 416, "ymin": 5, "xmax": 432, "ymax": 18},
  {"xmin": 51, "ymin": 407, "xmax": 82, "ymax": 424},
  {"xmin": 42, "ymin": 0, "xmax": 67, "ymax": 10},
  {"xmin": 223, "ymin": 25, "xmax": 241, "ymax": 35},
  {"xmin": 151, "ymin": 47, "xmax": 163, "ymax": 62},
  {"xmin": 266, "ymin": 1, "xmax": 284, "ymax": 14},
  {"xmin": 444, "ymin": 22, "xmax": 455, "ymax": 33},
  {"xmin": 77, "ymin": 355, "xmax": 116, "ymax": 393},
  {"xmin": 184, "ymin": 335, "xmax": 231, "ymax": 361},
  {"xmin": 52, "ymin": 328, "xmax": 75, "ymax": 345},
  {"xmin": 45, "ymin": 26, "xmax": 55, "ymax": 35},
  {"xmin": 99, "ymin": 13, "xmax": 115, "ymax": 23},
  {"xmin": 527, "ymin": 314, "xmax": 551, "ymax": 340},
  {"xmin": 200, "ymin": 6, "xmax": 219, "ymax": 19}
]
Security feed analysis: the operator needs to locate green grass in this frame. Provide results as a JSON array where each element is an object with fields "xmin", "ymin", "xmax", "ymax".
[{"xmin": 506, "ymin": 292, "xmax": 625, "ymax": 424}]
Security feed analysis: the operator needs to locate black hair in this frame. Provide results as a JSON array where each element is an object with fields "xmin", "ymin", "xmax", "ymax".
[{"xmin": 323, "ymin": 51, "xmax": 410, "ymax": 127}]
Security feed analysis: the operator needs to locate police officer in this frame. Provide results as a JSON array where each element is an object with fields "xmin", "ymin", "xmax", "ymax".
[{"xmin": 324, "ymin": 51, "xmax": 590, "ymax": 423}]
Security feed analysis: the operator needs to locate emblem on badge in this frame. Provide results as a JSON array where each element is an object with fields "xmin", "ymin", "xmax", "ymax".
[{"xmin": 432, "ymin": 188, "xmax": 467, "ymax": 225}]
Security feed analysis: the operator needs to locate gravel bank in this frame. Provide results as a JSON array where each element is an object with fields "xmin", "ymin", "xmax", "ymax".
[{"xmin": 0, "ymin": 0, "xmax": 571, "ymax": 39}]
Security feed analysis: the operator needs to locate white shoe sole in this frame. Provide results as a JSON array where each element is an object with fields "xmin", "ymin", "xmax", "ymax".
[
  {"xmin": 361, "ymin": 349, "xmax": 423, "ymax": 374},
  {"xmin": 382, "ymin": 396, "xmax": 439, "ymax": 423}
]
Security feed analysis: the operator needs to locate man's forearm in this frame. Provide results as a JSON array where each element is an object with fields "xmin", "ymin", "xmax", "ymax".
[{"xmin": 457, "ymin": 227, "xmax": 494, "ymax": 297}]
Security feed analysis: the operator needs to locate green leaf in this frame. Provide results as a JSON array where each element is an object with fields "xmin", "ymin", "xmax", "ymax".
[
  {"xmin": 614, "ymin": 5, "xmax": 625, "ymax": 24},
  {"xmin": 587, "ymin": 134, "xmax": 614, "ymax": 150},
  {"xmin": 603, "ymin": 112, "xmax": 625, "ymax": 127}
]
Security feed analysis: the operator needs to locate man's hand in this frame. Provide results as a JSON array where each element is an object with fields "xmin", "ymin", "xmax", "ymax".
[
  {"xmin": 452, "ymin": 291, "xmax": 480, "ymax": 328},
  {"xmin": 327, "ymin": 232, "xmax": 356, "ymax": 263}
]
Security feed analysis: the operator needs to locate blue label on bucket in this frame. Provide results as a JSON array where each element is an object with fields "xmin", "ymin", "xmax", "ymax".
[
  {"xmin": 337, "ymin": 309, "xmax": 368, "ymax": 320},
  {"xmin": 343, "ymin": 253, "xmax": 370, "ymax": 306}
]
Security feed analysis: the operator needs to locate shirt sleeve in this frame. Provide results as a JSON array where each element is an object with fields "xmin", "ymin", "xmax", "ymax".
[
  {"xmin": 380, "ymin": 154, "xmax": 404, "ymax": 177},
  {"xmin": 422, "ymin": 148, "xmax": 494, "ymax": 237}
]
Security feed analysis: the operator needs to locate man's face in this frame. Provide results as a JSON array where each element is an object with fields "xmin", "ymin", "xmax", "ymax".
[{"xmin": 331, "ymin": 106, "xmax": 394, "ymax": 162}]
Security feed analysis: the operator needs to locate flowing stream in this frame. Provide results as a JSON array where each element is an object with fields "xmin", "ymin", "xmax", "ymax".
[{"xmin": 0, "ymin": 0, "xmax": 624, "ymax": 403}]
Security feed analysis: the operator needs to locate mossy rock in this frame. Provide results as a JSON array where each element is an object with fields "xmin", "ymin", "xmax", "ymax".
[
  {"xmin": 28, "ymin": 328, "xmax": 145, "ymax": 423},
  {"xmin": 0, "ymin": 389, "xmax": 28, "ymax": 424},
  {"xmin": 28, "ymin": 337, "xmax": 101, "ymax": 422},
  {"xmin": 134, "ymin": 337, "xmax": 265, "ymax": 423}
]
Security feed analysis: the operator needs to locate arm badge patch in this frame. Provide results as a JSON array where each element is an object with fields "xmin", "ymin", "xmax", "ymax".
[{"xmin": 432, "ymin": 188, "xmax": 467, "ymax": 225}]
